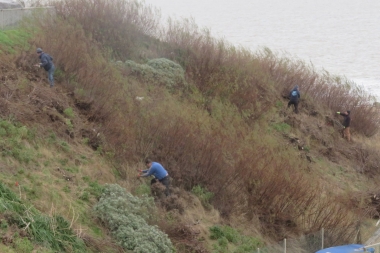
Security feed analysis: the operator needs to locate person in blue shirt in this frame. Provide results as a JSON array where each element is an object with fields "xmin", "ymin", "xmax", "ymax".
[
  {"xmin": 288, "ymin": 85, "xmax": 301, "ymax": 114},
  {"xmin": 139, "ymin": 158, "xmax": 170, "ymax": 196},
  {"xmin": 35, "ymin": 48, "xmax": 55, "ymax": 88}
]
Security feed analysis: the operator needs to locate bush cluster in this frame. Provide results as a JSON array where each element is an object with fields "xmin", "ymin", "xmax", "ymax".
[
  {"xmin": 191, "ymin": 185, "xmax": 213, "ymax": 209},
  {"xmin": 28, "ymin": 0, "xmax": 379, "ymax": 243},
  {"xmin": 124, "ymin": 58, "xmax": 186, "ymax": 89},
  {"xmin": 94, "ymin": 184, "xmax": 175, "ymax": 253},
  {"xmin": 209, "ymin": 225, "xmax": 262, "ymax": 253}
]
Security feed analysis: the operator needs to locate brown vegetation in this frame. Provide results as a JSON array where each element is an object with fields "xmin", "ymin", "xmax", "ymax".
[{"xmin": 3, "ymin": 0, "xmax": 380, "ymax": 250}]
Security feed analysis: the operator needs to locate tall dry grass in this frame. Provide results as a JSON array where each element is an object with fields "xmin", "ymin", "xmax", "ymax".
[
  {"xmin": 46, "ymin": 0, "xmax": 161, "ymax": 60},
  {"xmin": 158, "ymin": 17, "xmax": 380, "ymax": 135},
  {"xmin": 256, "ymin": 49, "xmax": 380, "ymax": 136},
  {"xmin": 25, "ymin": 0, "xmax": 377, "ymax": 243}
]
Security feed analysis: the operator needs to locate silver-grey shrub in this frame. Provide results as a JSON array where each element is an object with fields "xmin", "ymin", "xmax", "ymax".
[
  {"xmin": 94, "ymin": 184, "xmax": 175, "ymax": 253},
  {"xmin": 124, "ymin": 58, "xmax": 186, "ymax": 89}
]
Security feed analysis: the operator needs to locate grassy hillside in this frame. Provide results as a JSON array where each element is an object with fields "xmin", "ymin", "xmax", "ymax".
[{"xmin": 1, "ymin": 0, "xmax": 380, "ymax": 252}]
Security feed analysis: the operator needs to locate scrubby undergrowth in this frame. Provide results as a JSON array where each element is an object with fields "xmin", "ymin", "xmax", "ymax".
[{"xmin": 1, "ymin": 0, "xmax": 380, "ymax": 252}]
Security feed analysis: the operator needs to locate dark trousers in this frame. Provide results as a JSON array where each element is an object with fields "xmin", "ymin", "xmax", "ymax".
[
  {"xmin": 151, "ymin": 176, "xmax": 170, "ymax": 196},
  {"xmin": 288, "ymin": 100, "xmax": 299, "ymax": 114}
]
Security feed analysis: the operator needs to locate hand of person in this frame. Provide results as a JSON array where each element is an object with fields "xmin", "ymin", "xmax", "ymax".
[
  {"xmin": 137, "ymin": 173, "xmax": 141, "ymax": 178},
  {"xmin": 34, "ymin": 64, "xmax": 40, "ymax": 67},
  {"xmin": 337, "ymin": 112, "xmax": 340, "ymax": 114}
]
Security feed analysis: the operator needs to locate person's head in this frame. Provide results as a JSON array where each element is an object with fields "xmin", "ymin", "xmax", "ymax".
[
  {"xmin": 145, "ymin": 158, "xmax": 152, "ymax": 168},
  {"xmin": 346, "ymin": 110, "xmax": 351, "ymax": 115},
  {"xmin": 294, "ymin": 85, "xmax": 299, "ymax": 90},
  {"xmin": 36, "ymin": 48, "xmax": 43, "ymax": 55}
]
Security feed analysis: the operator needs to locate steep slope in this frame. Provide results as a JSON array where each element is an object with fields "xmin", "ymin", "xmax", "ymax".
[{"xmin": 1, "ymin": 2, "xmax": 380, "ymax": 251}]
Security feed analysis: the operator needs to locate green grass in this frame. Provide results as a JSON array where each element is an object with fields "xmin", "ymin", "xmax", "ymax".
[
  {"xmin": 209, "ymin": 225, "xmax": 263, "ymax": 253},
  {"xmin": 0, "ymin": 119, "xmax": 36, "ymax": 163},
  {"xmin": 0, "ymin": 182, "xmax": 86, "ymax": 252},
  {"xmin": 192, "ymin": 185, "xmax": 214, "ymax": 209},
  {"xmin": 271, "ymin": 122, "xmax": 291, "ymax": 133},
  {"xmin": 64, "ymin": 107, "xmax": 74, "ymax": 118},
  {"xmin": 0, "ymin": 29, "xmax": 31, "ymax": 53}
]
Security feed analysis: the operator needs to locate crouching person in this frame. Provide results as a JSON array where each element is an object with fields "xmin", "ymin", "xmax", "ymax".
[{"xmin": 139, "ymin": 158, "xmax": 170, "ymax": 196}]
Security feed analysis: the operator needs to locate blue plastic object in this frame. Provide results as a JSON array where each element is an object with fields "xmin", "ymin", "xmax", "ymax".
[{"xmin": 315, "ymin": 244, "xmax": 374, "ymax": 253}]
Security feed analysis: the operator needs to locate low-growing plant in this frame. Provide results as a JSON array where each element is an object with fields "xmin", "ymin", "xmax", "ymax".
[
  {"xmin": 191, "ymin": 185, "xmax": 213, "ymax": 209},
  {"xmin": 59, "ymin": 141, "xmax": 70, "ymax": 152},
  {"xmin": 47, "ymin": 133, "xmax": 56, "ymax": 144},
  {"xmin": 13, "ymin": 237, "xmax": 34, "ymax": 253},
  {"xmin": 79, "ymin": 191, "xmax": 89, "ymax": 201},
  {"xmin": 65, "ymin": 119, "xmax": 73, "ymax": 130},
  {"xmin": 0, "ymin": 29, "xmax": 31, "ymax": 53},
  {"xmin": 63, "ymin": 107, "xmax": 74, "ymax": 118},
  {"xmin": 209, "ymin": 225, "xmax": 262, "ymax": 253},
  {"xmin": 0, "ymin": 120, "xmax": 35, "ymax": 163},
  {"xmin": 65, "ymin": 166, "xmax": 79, "ymax": 173},
  {"xmin": 271, "ymin": 122, "xmax": 291, "ymax": 133},
  {"xmin": 94, "ymin": 184, "xmax": 175, "ymax": 252},
  {"xmin": 0, "ymin": 182, "xmax": 86, "ymax": 252},
  {"xmin": 0, "ymin": 219, "xmax": 8, "ymax": 229},
  {"xmin": 63, "ymin": 185, "xmax": 70, "ymax": 193},
  {"xmin": 134, "ymin": 183, "xmax": 151, "ymax": 196},
  {"xmin": 87, "ymin": 180, "xmax": 104, "ymax": 199},
  {"xmin": 58, "ymin": 158, "xmax": 68, "ymax": 166},
  {"xmin": 275, "ymin": 101, "xmax": 284, "ymax": 108}
]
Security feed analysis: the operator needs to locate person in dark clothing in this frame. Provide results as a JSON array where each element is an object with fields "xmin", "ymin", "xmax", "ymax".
[
  {"xmin": 337, "ymin": 110, "xmax": 351, "ymax": 141},
  {"xmin": 288, "ymin": 85, "xmax": 300, "ymax": 114},
  {"xmin": 35, "ymin": 48, "xmax": 55, "ymax": 87},
  {"xmin": 139, "ymin": 158, "xmax": 170, "ymax": 196}
]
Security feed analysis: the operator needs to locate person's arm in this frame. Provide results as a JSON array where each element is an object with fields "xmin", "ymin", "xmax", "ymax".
[
  {"xmin": 40, "ymin": 55, "xmax": 49, "ymax": 68},
  {"xmin": 140, "ymin": 167, "xmax": 154, "ymax": 177},
  {"xmin": 298, "ymin": 91, "xmax": 300, "ymax": 99}
]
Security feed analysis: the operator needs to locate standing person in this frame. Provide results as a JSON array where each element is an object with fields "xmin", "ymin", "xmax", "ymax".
[
  {"xmin": 288, "ymin": 85, "xmax": 301, "ymax": 114},
  {"xmin": 138, "ymin": 158, "xmax": 170, "ymax": 196},
  {"xmin": 35, "ymin": 48, "xmax": 55, "ymax": 88},
  {"xmin": 337, "ymin": 110, "xmax": 351, "ymax": 141}
]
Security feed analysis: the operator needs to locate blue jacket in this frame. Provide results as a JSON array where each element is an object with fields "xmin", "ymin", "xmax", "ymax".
[
  {"xmin": 39, "ymin": 52, "xmax": 54, "ymax": 71},
  {"xmin": 141, "ymin": 162, "xmax": 168, "ymax": 180},
  {"xmin": 289, "ymin": 86, "xmax": 300, "ymax": 102}
]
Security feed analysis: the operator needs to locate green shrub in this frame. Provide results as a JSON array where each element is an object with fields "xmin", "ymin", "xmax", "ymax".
[
  {"xmin": 210, "ymin": 226, "xmax": 224, "ymax": 240},
  {"xmin": 235, "ymin": 237, "xmax": 262, "ymax": 253},
  {"xmin": 134, "ymin": 183, "xmax": 151, "ymax": 196},
  {"xmin": 209, "ymin": 225, "xmax": 262, "ymax": 253},
  {"xmin": 94, "ymin": 184, "xmax": 175, "ymax": 253},
  {"xmin": 63, "ymin": 107, "xmax": 74, "ymax": 118},
  {"xmin": 79, "ymin": 191, "xmax": 89, "ymax": 201},
  {"xmin": 271, "ymin": 122, "xmax": 291, "ymax": 133},
  {"xmin": 47, "ymin": 133, "xmax": 56, "ymax": 144},
  {"xmin": 65, "ymin": 119, "xmax": 73, "ymax": 130},
  {"xmin": 87, "ymin": 180, "xmax": 104, "ymax": 199},
  {"xmin": 191, "ymin": 185, "xmax": 213, "ymax": 208},
  {"xmin": 0, "ymin": 219, "xmax": 8, "ymax": 229},
  {"xmin": 59, "ymin": 141, "xmax": 70, "ymax": 152}
]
